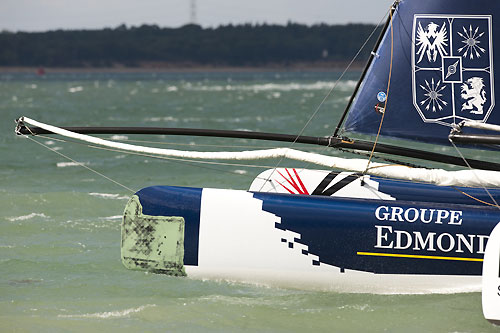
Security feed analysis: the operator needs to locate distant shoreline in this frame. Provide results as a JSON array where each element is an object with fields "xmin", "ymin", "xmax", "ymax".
[{"xmin": 0, "ymin": 61, "xmax": 366, "ymax": 74}]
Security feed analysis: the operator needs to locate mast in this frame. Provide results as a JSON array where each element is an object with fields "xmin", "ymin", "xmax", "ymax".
[{"xmin": 333, "ymin": 0, "xmax": 400, "ymax": 137}]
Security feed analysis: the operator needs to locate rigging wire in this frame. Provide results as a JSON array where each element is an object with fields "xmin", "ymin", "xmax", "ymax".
[
  {"xmin": 258, "ymin": 7, "xmax": 391, "ymax": 191},
  {"xmin": 31, "ymin": 133, "xmax": 298, "ymax": 170},
  {"xmin": 27, "ymin": 132, "xmax": 284, "ymax": 183},
  {"xmin": 449, "ymin": 139, "xmax": 500, "ymax": 209},
  {"xmin": 21, "ymin": 124, "xmax": 274, "ymax": 194},
  {"xmin": 88, "ymin": 145, "xmax": 279, "ymax": 170},
  {"xmin": 23, "ymin": 135, "xmax": 136, "ymax": 194},
  {"xmin": 86, "ymin": 145, "xmax": 290, "ymax": 184}
]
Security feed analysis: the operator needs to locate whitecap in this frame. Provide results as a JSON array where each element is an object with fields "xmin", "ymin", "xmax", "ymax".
[
  {"xmin": 57, "ymin": 162, "xmax": 87, "ymax": 168},
  {"xmin": 58, "ymin": 304, "xmax": 155, "ymax": 319},
  {"xmin": 234, "ymin": 170, "xmax": 248, "ymax": 175},
  {"xmin": 183, "ymin": 81, "xmax": 357, "ymax": 92},
  {"xmin": 88, "ymin": 192, "xmax": 129, "ymax": 200},
  {"xmin": 100, "ymin": 215, "xmax": 123, "ymax": 220},
  {"xmin": 110, "ymin": 135, "xmax": 128, "ymax": 140},
  {"xmin": 68, "ymin": 86, "xmax": 83, "ymax": 93},
  {"xmin": 7, "ymin": 213, "xmax": 49, "ymax": 222},
  {"xmin": 144, "ymin": 116, "xmax": 178, "ymax": 122},
  {"xmin": 337, "ymin": 304, "xmax": 374, "ymax": 312}
]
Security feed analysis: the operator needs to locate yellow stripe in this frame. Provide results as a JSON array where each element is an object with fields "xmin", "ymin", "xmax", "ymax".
[{"xmin": 356, "ymin": 251, "xmax": 483, "ymax": 262}]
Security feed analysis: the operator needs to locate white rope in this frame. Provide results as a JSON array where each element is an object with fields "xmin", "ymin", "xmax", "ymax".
[{"xmin": 19, "ymin": 116, "xmax": 500, "ymax": 188}]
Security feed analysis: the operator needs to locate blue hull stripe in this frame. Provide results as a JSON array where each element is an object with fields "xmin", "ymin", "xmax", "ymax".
[
  {"xmin": 136, "ymin": 186, "xmax": 202, "ymax": 266},
  {"xmin": 254, "ymin": 192, "xmax": 499, "ymax": 275}
]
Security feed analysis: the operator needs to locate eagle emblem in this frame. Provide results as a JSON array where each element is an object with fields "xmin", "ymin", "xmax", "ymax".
[{"xmin": 416, "ymin": 22, "xmax": 448, "ymax": 63}]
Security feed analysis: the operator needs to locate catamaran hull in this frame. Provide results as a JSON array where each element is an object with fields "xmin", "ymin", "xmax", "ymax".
[{"xmin": 121, "ymin": 185, "xmax": 500, "ymax": 293}]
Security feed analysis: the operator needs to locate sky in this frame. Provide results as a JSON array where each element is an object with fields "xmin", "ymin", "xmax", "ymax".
[{"xmin": 0, "ymin": 0, "xmax": 395, "ymax": 32}]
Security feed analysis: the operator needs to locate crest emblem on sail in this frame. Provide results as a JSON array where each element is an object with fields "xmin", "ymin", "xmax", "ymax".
[{"xmin": 412, "ymin": 15, "xmax": 494, "ymax": 126}]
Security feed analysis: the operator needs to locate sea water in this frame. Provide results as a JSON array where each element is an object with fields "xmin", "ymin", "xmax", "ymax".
[{"xmin": 1, "ymin": 71, "xmax": 498, "ymax": 332}]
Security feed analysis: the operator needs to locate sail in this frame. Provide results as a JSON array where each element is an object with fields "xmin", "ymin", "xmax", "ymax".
[{"xmin": 344, "ymin": 0, "xmax": 500, "ymax": 145}]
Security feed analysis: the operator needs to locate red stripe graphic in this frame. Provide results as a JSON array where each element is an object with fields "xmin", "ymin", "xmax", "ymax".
[{"xmin": 275, "ymin": 168, "xmax": 309, "ymax": 195}]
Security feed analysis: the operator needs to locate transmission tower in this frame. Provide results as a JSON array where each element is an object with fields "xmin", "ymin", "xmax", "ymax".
[{"xmin": 190, "ymin": 0, "xmax": 197, "ymax": 24}]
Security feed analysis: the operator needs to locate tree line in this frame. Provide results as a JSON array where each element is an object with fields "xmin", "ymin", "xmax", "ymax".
[{"xmin": 0, "ymin": 23, "xmax": 381, "ymax": 67}]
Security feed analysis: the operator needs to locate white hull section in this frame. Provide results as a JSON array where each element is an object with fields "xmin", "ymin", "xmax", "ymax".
[{"xmin": 185, "ymin": 188, "xmax": 481, "ymax": 294}]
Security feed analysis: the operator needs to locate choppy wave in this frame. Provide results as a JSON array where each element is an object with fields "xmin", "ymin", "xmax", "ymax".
[
  {"xmin": 110, "ymin": 135, "xmax": 129, "ymax": 140},
  {"xmin": 57, "ymin": 162, "xmax": 88, "ymax": 168},
  {"xmin": 182, "ymin": 80, "xmax": 357, "ymax": 92},
  {"xmin": 88, "ymin": 192, "xmax": 129, "ymax": 200},
  {"xmin": 143, "ymin": 116, "xmax": 179, "ymax": 122},
  {"xmin": 58, "ymin": 304, "xmax": 155, "ymax": 319},
  {"xmin": 196, "ymin": 294, "xmax": 292, "ymax": 307},
  {"xmin": 100, "ymin": 215, "xmax": 123, "ymax": 220},
  {"xmin": 337, "ymin": 304, "xmax": 374, "ymax": 312},
  {"xmin": 7, "ymin": 213, "xmax": 49, "ymax": 222},
  {"xmin": 68, "ymin": 86, "xmax": 84, "ymax": 93}
]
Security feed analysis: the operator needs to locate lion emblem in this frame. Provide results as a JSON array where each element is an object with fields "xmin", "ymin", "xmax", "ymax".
[{"xmin": 461, "ymin": 77, "xmax": 487, "ymax": 114}]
